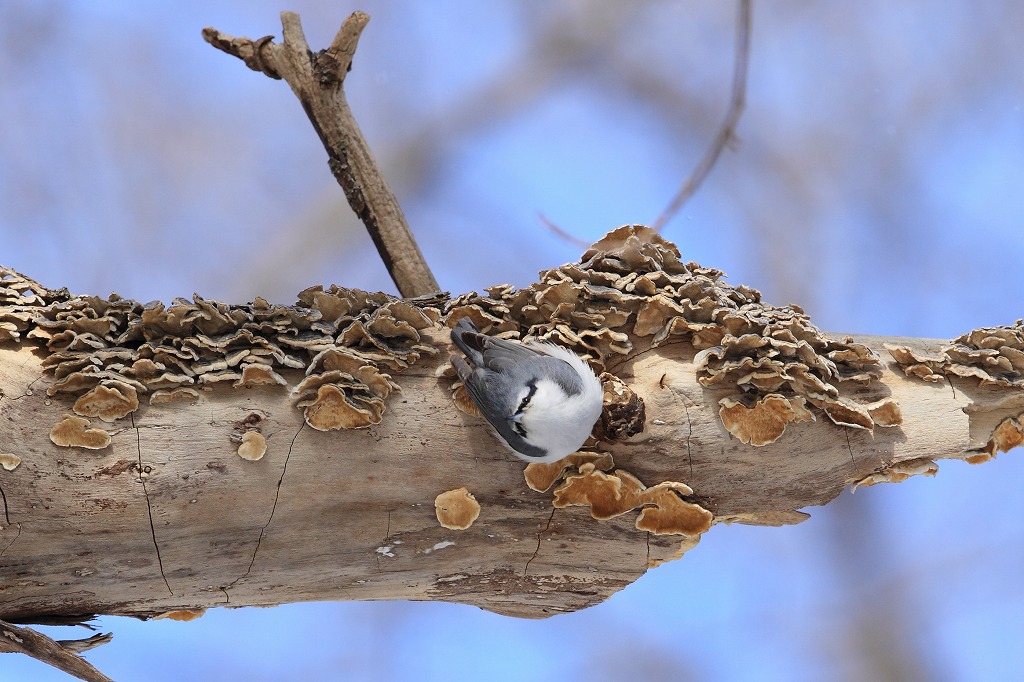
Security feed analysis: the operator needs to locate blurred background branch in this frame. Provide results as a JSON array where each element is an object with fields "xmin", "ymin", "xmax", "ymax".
[{"xmin": 652, "ymin": 0, "xmax": 751, "ymax": 232}]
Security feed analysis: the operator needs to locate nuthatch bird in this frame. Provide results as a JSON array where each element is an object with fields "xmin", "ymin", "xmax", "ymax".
[{"xmin": 450, "ymin": 318, "xmax": 603, "ymax": 463}]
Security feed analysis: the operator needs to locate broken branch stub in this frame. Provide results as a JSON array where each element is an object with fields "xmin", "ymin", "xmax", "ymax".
[
  {"xmin": 202, "ymin": 12, "xmax": 439, "ymax": 297},
  {"xmin": 0, "ymin": 224, "xmax": 1021, "ymax": 625}
]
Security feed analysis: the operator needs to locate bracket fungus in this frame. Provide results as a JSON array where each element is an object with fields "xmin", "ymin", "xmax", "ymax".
[
  {"xmin": 718, "ymin": 394, "xmax": 814, "ymax": 446},
  {"xmin": 1, "ymin": 267, "xmax": 440, "ymax": 433},
  {"xmin": 0, "ymin": 453, "xmax": 21, "ymax": 471},
  {"xmin": 887, "ymin": 322, "xmax": 1024, "ymax": 389},
  {"xmin": 551, "ymin": 463, "xmax": 713, "ymax": 537},
  {"xmin": 153, "ymin": 609, "xmax": 206, "ymax": 622},
  {"xmin": 49, "ymin": 415, "xmax": 112, "ymax": 450},
  {"xmin": 72, "ymin": 380, "xmax": 140, "ymax": 422},
  {"xmin": 524, "ymin": 452, "xmax": 616, "ymax": 493},
  {"xmin": 972, "ymin": 414, "xmax": 1024, "ymax": 465},
  {"xmin": 444, "ymin": 226, "xmax": 897, "ymax": 444},
  {"xmin": 236, "ymin": 431, "xmax": 268, "ymax": 461},
  {"xmin": 434, "ymin": 487, "xmax": 481, "ymax": 530},
  {"xmin": 852, "ymin": 457, "xmax": 939, "ymax": 490}
]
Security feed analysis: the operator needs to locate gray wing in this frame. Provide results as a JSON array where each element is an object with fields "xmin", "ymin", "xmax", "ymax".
[
  {"xmin": 451, "ymin": 317, "xmax": 537, "ymax": 372},
  {"xmin": 452, "ymin": 355, "xmax": 549, "ymax": 459},
  {"xmin": 451, "ymin": 318, "xmax": 567, "ymax": 459},
  {"xmin": 450, "ymin": 317, "xmax": 584, "ymax": 395}
]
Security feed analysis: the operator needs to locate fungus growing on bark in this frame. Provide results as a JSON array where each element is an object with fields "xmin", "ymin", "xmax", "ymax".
[
  {"xmin": 971, "ymin": 415, "xmax": 1024, "ymax": 464},
  {"xmin": 553, "ymin": 465, "xmax": 646, "ymax": 519},
  {"xmin": 636, "ymin": 485, "xmax": 714, "ymax": 536},
  {"xmin": 718, "ymin": 394, "xmax": 814, "ymax": 446},
  {"xmin": 234, "ymin": 364, "xmax": 288, "ymax": 388},
  {"xmin": 49, "ymin": 415, "xmax": 111, "ymax": 450},
  {"xmin": 552, "ymin": 463, "xmax": 712, "ymax": 536},
  {"xmin": 0, "ymin": 453, "xmax": 21, "ymax": 471},
  {"xmin": 153, "ymin": 609, "xmax": 206, "ymax": 622},
  {"xmin": 299, "ymin": 384, "xmax": 382, "ymax": 431},
  {"xmin": 149, "ymin": 387, "xmax": 201, "ymax": 405},
  {"xmin": 886, "ymin": 323, "xmax": 1024, "ymax": 389},
  {"xmin": 523, "ymin": 452, "xmax": 615, "ymax": 493},
  {"xmin": 445, "ymin": 225, "xmax": 892, "ymax": 441},
  {"xmin": 72, "ymin": 380, "xmax": 139, "ymax": 422},
  {"xmin": 434, "ymin": 487, "xmax": 480, "ymax": 530},
  {"xmin": 852, "ymin": 457, "xmax": 939, "ymax": 490},
  {"xmin": 237, "ymin": 431, "xmax": 267, "ymax": 461},
  {"xmin": 594, "ymin": 373, "xmax": 645, "ymax": 441}
]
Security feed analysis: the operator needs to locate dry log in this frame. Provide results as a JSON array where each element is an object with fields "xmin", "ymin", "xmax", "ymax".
[{"xmin": 2, "ymin": 226, "xmax": 1021, "ymax": 625}]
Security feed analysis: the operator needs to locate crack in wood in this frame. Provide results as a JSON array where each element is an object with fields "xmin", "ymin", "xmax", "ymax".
[
  {"xmin": 683, "ymin": 400, "xmax": 695, "ymax": 481},
  {"xmin": 0, "ymin": 482, "xmax": 10, "ymax": 525},
  {"xmin": 131, "ymin": 413, "xmax": 172, "ymax": 596},
  {"xmin": 0, "ymin": 523, "xmax": 21, "ymax": 559},
  {"xmin": 523, "ymin": 507, "xmax": 556, "ymax": 577},
  {"xmin": 844, "ymin": 428, "xmax": 855, "ymax": 469},
  {"xmin": 223, "ymin": 421, "xmax": 305, "ymax": 596},
  {"xmin": 1, "ymin": 375, "xmax": 42, "ymax": 402}
]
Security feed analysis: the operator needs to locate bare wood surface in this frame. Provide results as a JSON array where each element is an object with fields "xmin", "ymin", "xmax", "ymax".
[
  {"xmin": 202, "ymin": 12, "xmax": 440, "ymax": 297},
  {"xmin": 1, "ymin": 324, "xmax": 1015, "ymax": 621}
]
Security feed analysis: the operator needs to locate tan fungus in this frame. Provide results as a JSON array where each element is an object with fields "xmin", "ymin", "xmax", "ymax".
[
  {"xmin": 974, "ymin": 415, "xmax": 1024, "ymax": 464},
  {"xmin": 0, "ymin": 453, "xmax": 21, "ymax": 471},
  {"xmin": 434, "ymin": 487, "xmax": 481, "ymax": 530},
  {"xmin": 718, "ymin": 394, "xmax": 814, "ymax": 446},
  {"xmin": 72, "ymin": 380, "xmax": 139, "ymax": 422},
  {"xmin": 524, "ymin": 452, "xmax": 616, "ymax": 493},
  {"xmin": 153, "ymin": 609, "xmax": 206, "ymax": 622},
  {"xmin": 49, "ymin": 414, "xmax": 111, "ymax": 450},
  {"xmin": 237, "ymin": 431, "xmax": 268, "ymax": 461},
  {"xmin": 552, "ymin": 464, "xmax": 711, "ymax": 536},
  {"xmin": 852, "ymin": 457, "xmax": 939, "ymax": 490},
  {"xmin": 302, "ymin": 384, "xmax": 383, "ymax": 430}
]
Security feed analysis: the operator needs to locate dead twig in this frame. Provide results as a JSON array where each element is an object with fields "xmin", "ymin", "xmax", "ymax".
[
  {"xmin": 652, "ymin": 0, "xmax": 752, "ymax": 231},
  {"xmin": 0, "ymin": 619, "xmax": 113, "ymax": 682},
  {"xmin": 203, "ymin": 12, "xmax": 440, "ymax": 298},
  {"xmin": 537, "ymin": 212, "xmax": 590, "ymax": 249}
]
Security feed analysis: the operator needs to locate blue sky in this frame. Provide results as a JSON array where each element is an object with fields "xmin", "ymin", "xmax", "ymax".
[{"xmin": 2, "ymin": 2, "xmax": 1023, "ymax": 680}]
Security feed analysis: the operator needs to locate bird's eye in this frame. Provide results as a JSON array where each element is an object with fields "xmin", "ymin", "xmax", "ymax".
[{"xmin": 516, "ymin": 395, "xmax": 531, "ymax": 414}]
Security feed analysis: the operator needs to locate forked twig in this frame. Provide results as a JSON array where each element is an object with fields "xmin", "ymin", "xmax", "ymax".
[
  {"xmin": 203, "ymin": 12, "xmax": 440, "ymax": 297},
  {"xmin": 0, "ymin": 619, "xmax": 113, "ymax": 682}
]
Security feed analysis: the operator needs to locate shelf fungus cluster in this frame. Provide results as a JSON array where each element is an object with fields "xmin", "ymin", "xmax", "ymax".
[
  {"xmin": 1, "ymin": 268, "xmax": 439, "ymax": 434},
  {"xmin": 886, "ymin": 322, "xmax": 1024, "ymax": 388},
  {"xmin": 524, "ymin": 452, "xmax": 713, "ymax": 543},
  {"xmin": 444, "ymin": 225, "xmax": 901, "ymax": 446},
  {"xmin": 886, "ymin": 323, "xmax": 1024, "ymax": 464}
]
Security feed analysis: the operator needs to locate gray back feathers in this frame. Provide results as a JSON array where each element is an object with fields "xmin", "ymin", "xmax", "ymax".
[{"xmin": 450, "ymin": 318, "xmax": 587, "ymax": 460}]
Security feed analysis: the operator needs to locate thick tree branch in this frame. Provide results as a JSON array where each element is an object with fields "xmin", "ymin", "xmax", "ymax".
[
  {"xmin": 202, "ymin": 12, "xmax": 440, "ymax": 297},
  {"xmin": 1, "ymin": 227, "xmax": 1021, "ymax": 629}
]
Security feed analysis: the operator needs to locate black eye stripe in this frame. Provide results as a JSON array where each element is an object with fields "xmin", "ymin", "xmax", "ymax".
[{"xmin": 516, "ymin": 380, "xmax": 538, "ymax": 416}]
